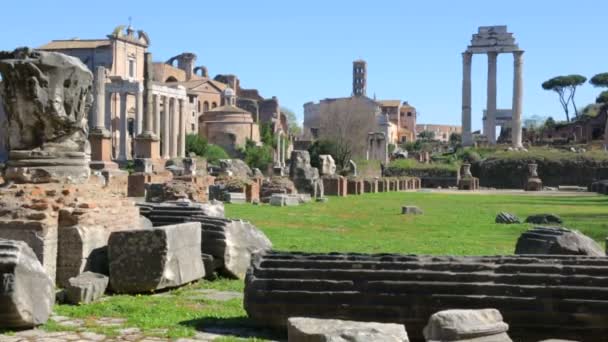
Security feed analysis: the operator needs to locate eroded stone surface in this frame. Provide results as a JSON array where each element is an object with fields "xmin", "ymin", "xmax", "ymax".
[
  {"xmin": 108, "ymin": 222, "xmax": 205, "ymax": 293},
  {"xmin": 0, "ymin": 48, "xmax": 93, "ymax": 184},
  {"xmin": 288, "ymin": 317, "xmax": 409, "ymax": 342},
  {"xmin": 65, "ymin": 271, "xmax": 108, "ymax": 305},
  {"xmin": 515, "ymin": 226, "xmax": 605, "ymax": 256},
  {"xmin": 423, "ymin": 309, "xmax": 511, "ymax": 342},
  {"xmin": 0, "ymin": 239, "xmax": 54, "ymax": 329}
]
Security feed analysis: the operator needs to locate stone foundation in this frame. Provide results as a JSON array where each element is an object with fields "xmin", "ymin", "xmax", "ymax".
[
  {"xmin": 322, "ymin": 176, "xmax": 347, "ymax": 197},
  {"xmin": 347, "ymin": 179, "xmax": 363, "ymax": 195},
  {"xmin": 245, "ymin": 252, "xmax": 608, "ymax": 342},
  {"xmin": 127, "ymin": 171, "xmax": 172, "ymax": 197}
]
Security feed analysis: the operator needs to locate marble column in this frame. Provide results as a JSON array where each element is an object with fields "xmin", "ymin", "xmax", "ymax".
[
  {"xmin": 93, "ymin": 66, "xmax": 106, "ymax": 130},
  {"xmin": 161, "ymin": 96, "xmax": 170, "ymax": 159},
  {"xmin": 136, "ymin": 91, "xmax": 144, "ymax": 135},
  {"xmin": 511, "ymin": 51, "xmax": 524, "ymax": 148},
  {"xmin": 105, "ymin": 92, "xmax": 112, "ymax": 131},
  {"xmin": 170, "ymin": 98, "xmax": 179, "ymax": 158},
  {"xmin": 118, "ymin": 93, "xmax": 128, "ymax": 160},
  {"xmin": 486, "ymin": 52, "xmax": 498, "ymax": 144},
  {"xmin": 154, "ymin": 94, "xmax": 161, "ymax": 137},
  {"xmin": 178, "ymin": 99, "xmax": 186, "ymax": 157},
  {"xmin": 461, "ymin": 52, "xmax": 473, "ymax": 146}
]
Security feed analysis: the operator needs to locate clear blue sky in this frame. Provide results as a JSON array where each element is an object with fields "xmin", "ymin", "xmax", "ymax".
[{"xmin": 1, "ymin": 0, "xmax": 607, "ymax": 130}]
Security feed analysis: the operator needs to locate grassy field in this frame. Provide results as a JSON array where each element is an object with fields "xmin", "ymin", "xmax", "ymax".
[
  {"xmin": 227, "ymin": 191, "xmax": 608, "ymax": 255},
  {"xmin": 28, "ymin": 192, "xmax": 608, "ymax": 340}
]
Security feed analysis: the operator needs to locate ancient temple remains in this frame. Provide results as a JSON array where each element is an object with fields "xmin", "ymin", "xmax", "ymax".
[{"xmin": 461, "ymin": 26, "xmax": 523, "ymax": 148}]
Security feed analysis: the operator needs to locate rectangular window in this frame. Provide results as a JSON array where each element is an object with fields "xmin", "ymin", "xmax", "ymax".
[{"xmin": 128, "ymin": 59, "xmax": 135, "ymax": 78}]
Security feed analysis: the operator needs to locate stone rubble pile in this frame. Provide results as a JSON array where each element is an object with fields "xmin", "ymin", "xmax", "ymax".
[
  {"xmin": 287, "ymin": 317, "xmax": 410, "ymax": 342},
  {"xmin": 423, "ymin": 309, "xmax": 512, "ymax": 342}
]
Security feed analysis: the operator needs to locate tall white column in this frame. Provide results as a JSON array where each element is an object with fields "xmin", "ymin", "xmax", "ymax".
[
  {"xmin": 135, "ymin": 91, "xmax": 144, "ymax": 135},
  {"xmin": 93, "ymin": 66, "xmax": 106, "ymax": 130},
  {"xmin": 161, "ymin": 96, "xmax": 170, "ymax": 159},
  {"xmin": 461, "ymin": 52, "xmax": 473, "ymax": 146},
  {"xmin": 154, "ymin": 94, "xmax": 161, "ymax": 137},
  {"xmin": 512, "ymin": 51, "xmax": 524, "ymax": 148},
  {"xmin": 105, "ymin": 92, "xmax": 112, "ymax": 131},
  {"xmin": 118, "ymin": 93, "xmax": 128, "ymax": 160},
  {"xmin": 170, "ymin": 98, "xmax": 178, "ymax": 158},
  {"xmin": 178, "ymin": 99, "xmax": 186, "ymax": 157},
  {"xmin": 486, "ymin": 52, "xmax": 498, "ymax": 144}
]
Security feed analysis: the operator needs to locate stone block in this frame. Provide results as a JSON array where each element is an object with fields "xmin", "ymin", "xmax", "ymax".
[
  {"xmin": 515, "ymin": 226, "xmax": 605, "ymax": 256},
  {"xmin": 226, "ymin": 192, "xmax": 247, "ymax": 204},
  {"xmin": 402, "ymin": 206, "xmax": 423, "ymax": 215},
  {"xmin": 525, "ymin": 214, "xmax": 562, "ymax": 225},
  {"xmin": 288, "ymin": 317, "xmax": 409, "ymax": 342},
  {"xmin": 270, "ymin": 194, "xmax": 300, "ymax": 207},
  {"xmin": 423, "ymin": 309, "xmax": 512, "ymax": 342},
  {"xmin": 108, "ymin": 222, "xmax": 205, "ymax": 293},
  {"xmin": 495, "ymin": 212, "xmax": 520, "ymax": 224},
  {"xmin": 65, "ymin": 272, "xmax": 108, "ymax": 305},
  {"xmin": 0, "ymin": 239, "xmax": 54, "ymax": 328}
]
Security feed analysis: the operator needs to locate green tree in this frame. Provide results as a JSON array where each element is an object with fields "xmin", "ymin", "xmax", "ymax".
[
  {"xmin": 449, "ymin": 133, "xmax": 462, "ymax": 147},
  {"xmin": 185, "ymin": 134, "xmax": 208, "ymax": 156},
  {"xmin": 260, "ymin": 122, "xmax": 275, "ymax": 147},
  {"xmin": 281, "ymin": 107, "xmax": 302, "ymax": 136},
  {"xmin": 597, "ymin": 91, "xmax": 608, "ymax": 105},
  {"xmin": 240, "ymin": 139, "xmax": 274, "ymax": 171},
  {"xmin": 541, "ymin": 75, "xmax": 587, "ymax": 122},
  {"xmin": 544, "ymin": 117, "xmax": 556, "ymax": 130},
  {"xmin": 418, "ymin": 130, "xmax": 436, "ymax": 141},
  {"xmin": 205, "ymin": 144, "xmax": 229, "ymax": 164}
]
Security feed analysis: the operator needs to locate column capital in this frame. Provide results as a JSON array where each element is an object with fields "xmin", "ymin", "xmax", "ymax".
[{"xmin": 487, "ymin": 51, "xmax": 498, "ymax": 60}]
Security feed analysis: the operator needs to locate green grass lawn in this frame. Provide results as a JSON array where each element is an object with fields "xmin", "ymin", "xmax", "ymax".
[
  {"xmin": 32, "ymin": 192, "xmax": 608, "ymax": 340},
  {"xmin": 227, "ymin": 192, "xmax": 608, "ymax": 255}
]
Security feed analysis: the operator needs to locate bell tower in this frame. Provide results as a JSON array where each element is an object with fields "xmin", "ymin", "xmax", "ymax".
[{"xmin": 353, "ymin": 60, "xmax": 367, "ymax": 97}]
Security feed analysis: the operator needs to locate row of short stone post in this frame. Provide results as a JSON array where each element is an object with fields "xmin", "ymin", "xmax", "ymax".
[{"xmin": 322, "ymin": 176, "xmax": 421, "ymax": 196}]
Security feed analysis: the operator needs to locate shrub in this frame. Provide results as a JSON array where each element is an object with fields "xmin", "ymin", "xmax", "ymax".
[
  {"xmin": 240, "ymin": 139, "xmax": 274, "ymax": 171},
  {"xmin": 186, "ymin": 134, "xmax": 208, "ymax": 156},
  {"xmin": 461, "ymin": 150, "xmax": 481, "ymax": 163},
  {"xmin": 205, "ymin": 144, "xmax": 229, "ymax": 164}
]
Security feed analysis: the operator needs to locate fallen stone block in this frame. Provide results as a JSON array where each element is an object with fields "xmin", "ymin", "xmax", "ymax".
[
  {"xmin": 525, "ymin": 214, "xmax": 562, "ymax": 225},
  {"xmin": 270, "ymin": 194, "xmax": 300, "ymax": 207},
  {"xmin": 515, "ymin": 226, "xmax": 605, "ymax": 256},
  {"xmin": 0, "ymin": 239, "xmax": 54, "ymax": 328},
  {"xmin": 423, "ymin": 309, "xmax": 512, "ymax": 342},
  {"xmin": 65, "ymin": 272, "xmax": 108, "ymax": 305},
  {"xmin": 108, "ymin": 222, "xmax": 205, "ymax": 293},
  {"xmin": 196, "ymin": 217, "xmax": 272, "ymax": 279},
  {"xmin": 288, "ymin": 317, "xmax": 409, "ymax": 342},
  {"xmin": 137, "ymin": 205, "xmax": 272, "ymax": 280},
  {"xmin": 402, "ymin": 206, "xmax": 423, "ymax": 215},
  {"xmin": 495, "ymin": 212, "xmax": 521, "ymax": 224}
]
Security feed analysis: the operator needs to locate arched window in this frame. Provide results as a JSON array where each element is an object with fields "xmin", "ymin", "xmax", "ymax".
[
  {"xmin": 165, "ymin": 76, "xmax": 178, "ymax": 83},
  {"xmin": 211, "ymin": 102, "xmax": 217, "ymax": 108},
  {"xmin": 203, "ymin": 101, "xmax": 209, "ymax": 112}
]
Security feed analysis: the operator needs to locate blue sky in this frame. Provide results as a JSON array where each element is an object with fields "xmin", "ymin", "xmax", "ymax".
[{"xmin": 1, "ymin": 0, "xmax": 607, "ymax": 130}]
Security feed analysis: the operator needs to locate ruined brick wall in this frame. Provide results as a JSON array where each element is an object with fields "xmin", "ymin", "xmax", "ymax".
[
  {"xmin": 0, "ymin": 180, "xmax": 141, "ymax": 285},
  {"xmin": 259, "ymin": 97, "xmax": 280, "ymax": 128},
  {"xmin": 152, "ymin": 62, "xmax": 187, "ymax": 82}
]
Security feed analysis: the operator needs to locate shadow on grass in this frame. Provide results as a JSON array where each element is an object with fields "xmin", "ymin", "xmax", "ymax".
[{"xmin": 180, "ymin": 316, "xmax": 285, "ymax": 341}]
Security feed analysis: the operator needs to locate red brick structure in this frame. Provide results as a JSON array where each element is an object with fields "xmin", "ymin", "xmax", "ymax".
[
  {"xmin": 245, "ymin": 181, "xmax": 260, "ymax": 203},
  {"xmin": 363, "ymin": 179, "xmax": 378, "ymax": 193},
  {"xmin": 323, "ymin": 176, "xmax": 348, "ymax": 197},
  {"xmin": 347, "ymin": 179, "xmax": 364, "ymax": 195},
  {"xmin": 127, "ymin": 171, "xmax": 173, "ymax": 197}
]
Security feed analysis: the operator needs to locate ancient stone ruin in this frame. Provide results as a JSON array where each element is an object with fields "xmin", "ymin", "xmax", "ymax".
[
  {"xmin": 515, "ymin": 226, "xmax": 605, "ymax": 256},
  {"xmin": 244, "ymin": 252, "xmax": 608, "ymax": 341},
  {"xmin": 525, "ymin": 163, "xmax": 542, "ymax": 191},
  {"xmin": 457, "ymin": 163, "xmax": 479, "ymax": 190},
  {"xmin": 108, "ymin": 222, "xmax": 205, "ymax": 293},
  {"xmin": 0, "ymin": 239, "xmax": 54, "ymax": 328},
  {"xmin": 0, "ymin": 48, "xmax": 93, "ymax": 183},
  {"xmin": 289, "ymin": 150, "xmax": 324, "ymax": 199}
]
